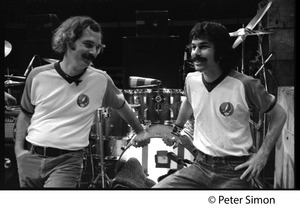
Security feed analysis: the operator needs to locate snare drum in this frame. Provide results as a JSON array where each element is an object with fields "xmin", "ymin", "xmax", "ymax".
[{"xmin": 115, "ymin": 123, "xmax": 194, "ymax": 183}]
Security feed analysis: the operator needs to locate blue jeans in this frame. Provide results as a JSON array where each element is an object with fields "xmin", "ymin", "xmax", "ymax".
[
  {"xmin": 152, "ymin": 151, "xmax": 256, "ymax": 189},
  {"xmin": 16, "ymin": 150, "xmax": 84, "ymax": 188}
]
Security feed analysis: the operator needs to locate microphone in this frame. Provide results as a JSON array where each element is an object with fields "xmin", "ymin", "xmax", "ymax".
[
  {"xmin": 129, "ymin": 76, "xmax": 161, "ymax": 88},
  {"xmin": 24, "ymin": 55, "xmax": 37, "ymax": 77},
  {"xmin": 167, "ymin": 152, "xmax": 186, "ymax": 166}
]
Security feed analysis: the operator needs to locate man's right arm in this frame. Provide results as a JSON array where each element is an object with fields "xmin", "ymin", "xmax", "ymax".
[
  {"xmin": 175, "ymin": 97, "xmax": 193, "ymax": 127},
  {"xmin": 14, "ymin": 111, "xmax": 32, "ymax": 158}
]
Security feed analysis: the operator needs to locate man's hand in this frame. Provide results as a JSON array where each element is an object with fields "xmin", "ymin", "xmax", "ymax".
[
  {"xmin": 234, "ymin": 152, "xmax": 268, "ymax": 181},
  {"xmin": 15, "ymin": 147, "xmax": 30, "ymax": 159},
  {"xmin": 162, "ymin": 133, "xmax": 182, "ymax": 148},
  {"xmin": 130, "ymin": 130, "xmax": 151, "ymax": 147}
]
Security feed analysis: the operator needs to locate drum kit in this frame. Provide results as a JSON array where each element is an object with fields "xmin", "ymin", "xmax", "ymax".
[
  {"xmin": 229, "ymin": 0, "xmax": 273, "ymax": 76},
  {"xmin": 84, "ymin": 81, "xmax": 189, "ymax": 188},
  {"xmin": 4, "ymin": 1, "xmax": 275, "ymax": 188}
]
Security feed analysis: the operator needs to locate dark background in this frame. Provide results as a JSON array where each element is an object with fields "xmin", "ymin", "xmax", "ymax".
[{"xmin": 3, "ymin": 0, "xmax": 263, "ymax": 90}]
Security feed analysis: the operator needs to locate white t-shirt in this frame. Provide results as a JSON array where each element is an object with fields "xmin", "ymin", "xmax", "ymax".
[
  {"xmin": 185, "ymin": 70, "xmax": 276, "ymax": 156},
  {"xmin": 21, "ymin": 62, "xmax": 124, "ymax": 150}
]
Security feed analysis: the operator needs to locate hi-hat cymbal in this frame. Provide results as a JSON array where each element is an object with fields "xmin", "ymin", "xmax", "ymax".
[
  {"xmin": 43, "ymin": 58, "xmax": 59, "ymax": 63},
  {"xmin": 5, "ymin": 40, "xmax": 12, "ymax": 57},
  {"xmin": 4, "ymin": 75, "xmax": 26, "ymax": 80},
  {"xmin": 4, "ymin": 80, "xmax": 25, "ymax": 87},
  {"xmin": 232, "ymin": 1, "xmax": 273, "ymax": 49},
  {"xmin": 229, "ymin": 28, "xmax": 273, "ymax": 37}
]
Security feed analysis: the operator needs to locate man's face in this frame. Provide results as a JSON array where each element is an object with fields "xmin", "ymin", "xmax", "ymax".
[
  {"xmin": 190, "ymin": 38, "xmax": 219, "ymax": 73},
  {"xmin": 70, "ymin": 26, "xmax": 103, "ymax": 68}
]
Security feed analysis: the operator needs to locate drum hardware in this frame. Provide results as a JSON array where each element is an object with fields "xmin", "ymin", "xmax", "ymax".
[
  {"xmin": 230, "ymin": 1, "xmax": 273, "ymax": 74},
  {"xmin": 4, "ymin": 80, "xmax": 25, "ymax": 87},
  {"xmin": 4, "ymin": 75, "xmax": 26, "ymax": 81},
  {"xmin": 88, "ymin": 108, "xmax": 112, "ymax": 189},
  {"xmin": 254, "ymin": 53, "xmax": 273, "ymax": 77},
  {"xmin": 123, "ymin": 88, "xmax": 183, "ymax": 124}
]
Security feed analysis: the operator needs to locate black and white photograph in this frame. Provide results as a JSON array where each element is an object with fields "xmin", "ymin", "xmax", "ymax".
[{"xmin": 1, "ymin": 0, "xmax": 296, "ymax": 206}]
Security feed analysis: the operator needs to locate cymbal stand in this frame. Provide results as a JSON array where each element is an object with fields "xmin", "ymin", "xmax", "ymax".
[
  {"xmin": 5, "ymin": 68, "xmax": 12, "ymax": 96},
  {"xmin": 253, "ymin": 29, "xmax": 272, "ymax": 149},
  {"xmin": 88, "ymin": 108, "xmax": 111, "ymax": 189},
  {"xmin": 241, "ymin": 24, "xmax": 246, "ymax": 74}
]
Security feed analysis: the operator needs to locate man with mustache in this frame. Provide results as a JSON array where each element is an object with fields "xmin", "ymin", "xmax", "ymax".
[
  {"xmin": 14, "ymin": 16, "xmax": 151, "ymax": 188},
  {"xmin": 153, "ymin": 21, "xmax": 287, "ymax": 189}
]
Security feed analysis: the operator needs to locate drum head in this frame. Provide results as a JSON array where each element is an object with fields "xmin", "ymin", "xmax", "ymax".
[{"xmin": 114, "ymin": 124, "xmax": 193, "ymax": 183}]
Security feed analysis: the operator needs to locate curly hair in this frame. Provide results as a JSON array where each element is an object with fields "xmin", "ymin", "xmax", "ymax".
[
  {"xmin": 189, "ymin": 21, "xmax": 234, "ymax": 74},
  {"xmin": 52, "ymin": 16, "xmax": 102, "ymax": 54}
]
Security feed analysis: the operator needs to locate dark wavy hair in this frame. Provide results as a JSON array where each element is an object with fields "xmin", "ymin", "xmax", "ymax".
[
  {"xmin": 52, "ymin": 16, "xmax": 102, "ymax": 54},
  {"xmin": 189, "ymin": 21, "xmax": 234, "ymax": 74}
]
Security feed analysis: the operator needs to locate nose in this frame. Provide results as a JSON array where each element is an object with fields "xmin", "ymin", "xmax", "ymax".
[
  {"xmin": 191, "ymin": 46, "xmax": 200, "ymax": 57},
  {"xmin": 194, "ymin": 46, "xmax": 202, "ymax": 54}
]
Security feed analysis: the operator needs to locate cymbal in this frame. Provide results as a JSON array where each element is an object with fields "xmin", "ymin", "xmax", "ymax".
[
  {"xmin": 43, "ymin": 58, "xmax": 59, "ymax": 63},
  {"xmin": 4, "ymin": 80, "xmax": 25, "ymax": 87},
  {"xmin": 229, "ymin": 28, "xmax": 273, "ymax": 37},
  {"xmin": 4, "ymin": 75, "xmax": 26, "ymax": 80},
  {"xmin": 5, "ymin": 40, "xmax": 12, "ymax": 57},
  {"xmin": 232, "ymin": 1, "xmax": 273, "ymax": 49}
]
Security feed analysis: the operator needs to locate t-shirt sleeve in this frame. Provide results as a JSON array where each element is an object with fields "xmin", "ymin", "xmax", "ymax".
[
  {"xmin": 20, "ymin": 70, "xmax": 35, "ymax": 114},
  {"xmin": 244, "ymin": 77, "xmax": 276, "ymax": 113}
]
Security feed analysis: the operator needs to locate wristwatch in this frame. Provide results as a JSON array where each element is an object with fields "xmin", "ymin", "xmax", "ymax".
[{"xmin": 171, "ymin": 124, "xmax": 183, "ymax": 137}]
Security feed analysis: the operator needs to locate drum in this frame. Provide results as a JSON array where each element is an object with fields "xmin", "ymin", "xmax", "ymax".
[
  {"xmin": 114, "ymin": 123, "xmax": 194, "ymax": 184},
  {"xmin": 101, "ymin": 107, "xmax": 131, "ymax": 138},
  {"xmin": 123, "ymin": 88, "xmax": 183, "ymax": 124},
  {"xmin": 104, "ymin": 136, "xmax": 129, "ymax": 158},
  {"xmin": 5, "ymin": 106, "xmax": 21, "ymax": 142},
  {"xmin": 123, "ymin": 89, "xmax": 146, "ymax": 123}
]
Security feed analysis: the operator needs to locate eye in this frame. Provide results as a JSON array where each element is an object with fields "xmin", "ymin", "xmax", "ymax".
[
  {"xmin": 190, "ymin": 45, "xmax": 197, "ymax": 50},
  {"xmin": 84, "ymin": 43, "xmax": 93, "ymax": 48}
]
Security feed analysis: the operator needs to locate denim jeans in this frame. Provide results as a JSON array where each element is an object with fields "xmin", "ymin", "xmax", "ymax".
[
  {"xmin": 16, "ymin": 150, "xmax": 84, "ymax": 188},
  {"xmin": 152, "ymin": 152, "xmax": 256, "ymax": 189}
]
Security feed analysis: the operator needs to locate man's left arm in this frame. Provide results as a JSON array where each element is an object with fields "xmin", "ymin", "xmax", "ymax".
[{"xmin": 235, "ymin": 102, "xmax": 287, "ymax": 180}]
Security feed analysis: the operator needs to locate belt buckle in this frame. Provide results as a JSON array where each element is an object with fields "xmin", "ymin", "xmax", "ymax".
[{"xmin": 43, "ymin": 147, "xmax": 47, "ymax": 157}]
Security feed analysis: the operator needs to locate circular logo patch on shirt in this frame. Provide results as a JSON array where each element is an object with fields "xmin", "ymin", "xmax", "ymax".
[
  {"xmin": 77, "ymin": 94, "xmax": 89, "ymax": 108},
  {"xmin": 219, "ymin": 102, "xmax": 234, "ymax": 116}
]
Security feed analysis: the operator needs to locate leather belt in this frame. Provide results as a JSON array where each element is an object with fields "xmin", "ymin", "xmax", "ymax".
[
  {"xmin": 25, "ymin": 140, "xmax": 81, "ymax": 157},
  {"xmin": 193, "ymin": 149, "xmax": 249, "ymax": 164}
]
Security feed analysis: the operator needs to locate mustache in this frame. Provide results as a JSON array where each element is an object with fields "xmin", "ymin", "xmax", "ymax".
[
  {"xmin": 82, "ymin": 53, "xmax": 96, "ymax": 62},
  {"xmin": 191, "ymin": 55, "xmax": 207, "ymax": 62}
]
